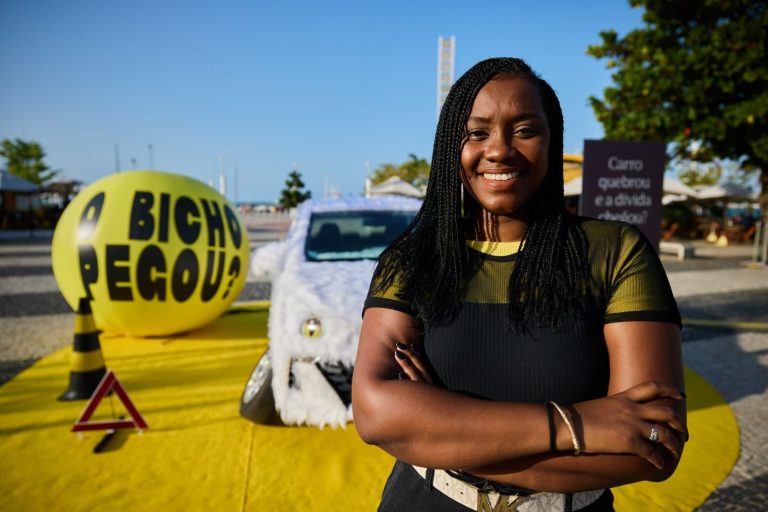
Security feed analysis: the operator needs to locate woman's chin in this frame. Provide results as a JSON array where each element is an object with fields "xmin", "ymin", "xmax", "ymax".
[{"xmin": 479, "ymin": 202, "xmax": 530, "ymax": 220}]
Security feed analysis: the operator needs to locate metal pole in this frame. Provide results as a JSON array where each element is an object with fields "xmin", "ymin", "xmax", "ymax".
[
  {"xmin": 234, "ymin": 163, "xmax": 238, "ymax": 205},
  {"xmin": 753, "ymin": 220, "xmax": 762, "ymax": 262}
]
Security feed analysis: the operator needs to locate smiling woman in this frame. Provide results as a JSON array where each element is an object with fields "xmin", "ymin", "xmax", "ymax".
[{"xmin": 352, "ymin": 58, "xmax": 686, "ymax": 512}]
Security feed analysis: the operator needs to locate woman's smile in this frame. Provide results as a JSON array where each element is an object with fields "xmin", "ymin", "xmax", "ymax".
[{"xmin": 478, "ymin": 168, "xmax": 525, "ymax": 182}]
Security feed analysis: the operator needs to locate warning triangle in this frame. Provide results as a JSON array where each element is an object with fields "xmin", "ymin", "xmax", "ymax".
[{"xmin": 72, "ymin": 369, "xmax": 149, "ymax": 432}]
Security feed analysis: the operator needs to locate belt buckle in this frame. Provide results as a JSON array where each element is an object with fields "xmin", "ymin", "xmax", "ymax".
[{"xmin": 476, "ymin": 490, "xmax": 525, "ymax": 512}]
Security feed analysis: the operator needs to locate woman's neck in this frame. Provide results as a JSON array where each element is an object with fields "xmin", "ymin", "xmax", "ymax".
[{"xmin": 467, "ymin": 211, "xmax": 528, "ymax": 242}]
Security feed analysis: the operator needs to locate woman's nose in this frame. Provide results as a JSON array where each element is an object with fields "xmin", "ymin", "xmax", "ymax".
[{"xmin": 484, "ymin": 134, "xmax": 514, "ymax": 162}]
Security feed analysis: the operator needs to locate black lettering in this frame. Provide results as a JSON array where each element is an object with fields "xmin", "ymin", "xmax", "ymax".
[
  {"xmin": 172, "ymin": 249, "xmax": 198, "ymax": 302},
  {"xmin": 78, "ymin": 192, "xmax": 105, "ymax": 241},
  {"xmin": 158, "ymin": 193, "xmax": 170, "ymax": 243},
  {"xmin": 200, "ymin": 199, "xmax": 225, "ymax": 248},
  {"xmin": 106, "ymin": 244, "xmax": 133, "ymax": 301},
  {"xmin": 136, "ymin": 245, "xmax": 167, "ymax": 301},
  {"xmin": 175, "ymin": 196, "xmax": 201, "ymax": 244},
  {"xmin": 222, "ymin": 256, "xmax": 241, "ymax": 299},
  {"xmin": 78, "ymin": 245, "xmax": 98, "ymax": 300},
  {"xmin": 129, "ymin": 191, "xmax": 154, "ymax": 241},
  {"xmin": 224, "ymin": 204, "xmax": 242, "ymax": 249},
  {"xmin": 201, "ymin": 250, "xmax": 225, "ymax": 301}
]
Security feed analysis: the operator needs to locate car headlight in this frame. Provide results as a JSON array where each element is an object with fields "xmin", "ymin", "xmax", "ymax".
[{"xmin": 300, "ymin": 317, "xmax": 324, "ymax": 338}]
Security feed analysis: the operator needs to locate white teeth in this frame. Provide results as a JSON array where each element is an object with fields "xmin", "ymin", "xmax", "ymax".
[{"xmin": 482, "ymin": 172, "xmax": 520, "ymax": 180}]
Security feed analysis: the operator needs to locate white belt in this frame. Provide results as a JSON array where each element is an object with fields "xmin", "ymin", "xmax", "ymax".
[{"xmin": 412, "ymin": 465, "xmax": 604, "ymax": 511}]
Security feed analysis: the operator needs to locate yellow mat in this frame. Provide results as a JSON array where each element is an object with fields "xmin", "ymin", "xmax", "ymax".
[
  {"xmin": 0, "ymin": 303, "xmax": 738, "ymax": 511},
  {"xmin": 613, "ymin": 367, "xmax": 739, "ymax": 511}
]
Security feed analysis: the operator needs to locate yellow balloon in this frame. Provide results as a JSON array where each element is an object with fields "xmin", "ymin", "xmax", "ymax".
[{"xmin": 52, "ymin": 170, "xmax": 250, "ymax": 336}]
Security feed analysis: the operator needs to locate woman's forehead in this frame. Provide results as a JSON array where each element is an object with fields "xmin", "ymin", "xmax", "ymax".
[{"xmin": 470, "ymin": 77, "xmax": 545, "ymax": 117}]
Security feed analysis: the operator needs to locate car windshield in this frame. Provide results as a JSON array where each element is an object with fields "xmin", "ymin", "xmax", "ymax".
[{"xmin": 305, "ymin": 210, "xmax": 416, "ymax": 261}]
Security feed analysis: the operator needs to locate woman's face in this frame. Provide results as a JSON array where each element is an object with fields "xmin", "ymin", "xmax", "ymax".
[{"xmin": 460, "ymin": 76, "xmax": 550, "ymax": 221}]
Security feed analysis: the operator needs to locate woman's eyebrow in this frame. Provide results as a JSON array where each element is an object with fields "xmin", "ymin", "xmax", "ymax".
[{"xmin": 467, "ymin": 113, "xmax": 544, "ymax": 124}]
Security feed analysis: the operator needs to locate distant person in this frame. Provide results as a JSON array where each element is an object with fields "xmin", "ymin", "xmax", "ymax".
[
  {"xmin": 740, "ymin": 215, "xmax": 756, "ymax": 243},
  {"xmin": 353, "ymin": 57, "xmax": 686, "ymax": 511}
]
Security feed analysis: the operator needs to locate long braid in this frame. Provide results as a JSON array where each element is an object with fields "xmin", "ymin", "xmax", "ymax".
[{"xmin": 374, "ymin": 57, "xmax": 588, "ymax": 326}]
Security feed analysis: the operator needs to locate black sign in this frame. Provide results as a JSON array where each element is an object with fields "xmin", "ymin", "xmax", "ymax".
[{"xmin": 581, "ymin": 140, "xmax": 665, "ymax": 249}]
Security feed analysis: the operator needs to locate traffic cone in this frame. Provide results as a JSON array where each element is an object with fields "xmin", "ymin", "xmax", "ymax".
[{"xmin": 58, "ymin": 297, "xmax": 107, "ymax": 401}]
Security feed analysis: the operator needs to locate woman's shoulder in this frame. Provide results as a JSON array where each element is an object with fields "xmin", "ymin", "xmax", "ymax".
[{"xmin": 570, "ymin": 215, "xmax": 645, "ymax": 245}]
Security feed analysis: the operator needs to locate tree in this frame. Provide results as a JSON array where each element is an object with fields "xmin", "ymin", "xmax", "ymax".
[
  {"xmin": 279, "ymin": 169, "xmax": 311, "ymax": 208},
  {"xmin": 0, "ymin": 138, "xmax": 59, "ymax": 185},
  {"xmin": 587, "ymin": 0, "xmax": 768, "ymax": 218},
  {"xmin": 677, "ymin": 162, "xmax": 721, "ymax": 188},
  {"xmin": 369, "ymin": 153, "xmax": 430, "ymax": 189}
]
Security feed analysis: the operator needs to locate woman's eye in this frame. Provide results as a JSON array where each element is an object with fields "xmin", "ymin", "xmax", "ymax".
[
  {"xmin": 515, "ymin": 126, "xmax": 538, "ymax": 138},
  {"xmin": 466, "ymin": 129, "xmax": 487, "ymax": 140}
]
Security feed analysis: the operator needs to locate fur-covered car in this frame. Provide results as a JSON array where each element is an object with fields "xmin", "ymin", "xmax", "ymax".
[{"xmin": 240, "ymin": 196, "xmax": 421, "ymax": 428}]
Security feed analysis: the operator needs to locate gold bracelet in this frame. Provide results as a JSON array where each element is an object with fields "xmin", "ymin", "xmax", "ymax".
[{"xmin": 548, "ymin": 401, "xmax": 582, "ymax": 455}]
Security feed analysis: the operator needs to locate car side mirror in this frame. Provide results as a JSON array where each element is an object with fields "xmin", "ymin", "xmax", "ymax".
[{"xmin": 251, "ymin": 241, "xmax": 287, "ymax": 280}]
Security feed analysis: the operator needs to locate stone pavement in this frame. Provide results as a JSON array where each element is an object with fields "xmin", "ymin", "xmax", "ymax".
[
  {"xmin": 664, "ymin": 241, "xmax": 768, "ymax": 510},
  {"xmin": 0, "ymin": 231, "xmax": 766, "ymax": 510}
]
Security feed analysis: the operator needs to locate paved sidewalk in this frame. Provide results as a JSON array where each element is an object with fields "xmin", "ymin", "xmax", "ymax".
[{"xmin": 663, "ymin": 240, "xmax": 768, "ymax": 510}]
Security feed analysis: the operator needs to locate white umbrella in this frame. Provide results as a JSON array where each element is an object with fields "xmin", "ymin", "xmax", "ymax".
[
  {"xmin": 663, "ymin": 177, "xmax": 698, "ymax": 197},
  {"xmin": 696, "ymin": 182, "xmax": 754, "ymax": 201},
  {"xmin": 563, "ymin": 176, "xmax": 582, "ymax": 197},
  {"xmin": 368, "ymin": 176, "xmax": 424, "ymax": 198},
  {"xmin": 564, "ymin": 176, "xmax": 699, "ymax": 198}
]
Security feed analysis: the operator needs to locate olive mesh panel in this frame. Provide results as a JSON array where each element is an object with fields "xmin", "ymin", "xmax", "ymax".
[{"xmin": 366, "ymin": 218, "xmax": 679, "ymax": 323}]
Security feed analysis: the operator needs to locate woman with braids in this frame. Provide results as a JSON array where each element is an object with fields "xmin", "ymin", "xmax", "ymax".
[{"xmin": 352, "ymin": 57, "xmax": 686, "ymax": 511}]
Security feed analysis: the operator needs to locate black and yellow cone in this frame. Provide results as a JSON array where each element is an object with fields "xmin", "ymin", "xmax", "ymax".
[{"xmin": 58, "ymin": 297, "xmax": 107, "ymax": 401}]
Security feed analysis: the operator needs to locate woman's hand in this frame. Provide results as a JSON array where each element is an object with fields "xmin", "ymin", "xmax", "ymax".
[
  {"xmin": 394, "ymin": 349, "xmax": 686, "ymax": 470},
  {"xmin": 570, "ymin": 382, "xmax": 687, "ymax": 469},
  {"xmin": 394, "ymin": 342, "xmax": 435, "ymax": 385}
]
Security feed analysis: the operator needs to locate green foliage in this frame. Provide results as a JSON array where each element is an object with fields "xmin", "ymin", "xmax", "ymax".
[
  {"xmin": 369, "ymin": 153, "xmax": 430, "ymax": 188},
  {"xmin": 279, "ymin": 170, "xmax": 311, "ymax": 208},
  {"xmin": 587, "ymin": 0, "xmax": 767, "ymax": 213},
  {"xmin": 677, "ymin": 161, "xmax": 722, "ymax": 188},
  {"xmin": 0, "ymin": 138, "xmax": 59, "ymax": 185}
]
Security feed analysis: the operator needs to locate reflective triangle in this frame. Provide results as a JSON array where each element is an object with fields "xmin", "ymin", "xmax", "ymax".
[{"xmin": 71, "ymin": 369, "xmax": 149, "ymax": 432}]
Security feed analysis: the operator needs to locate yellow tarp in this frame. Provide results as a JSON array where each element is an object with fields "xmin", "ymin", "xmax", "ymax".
[
  {"xmin": 613, "ymin": 367, "xmax": 739, "ymax": 511},
  {"xmin": 0, "ymin": 303, "xmax": 737, "ymax": 511}
]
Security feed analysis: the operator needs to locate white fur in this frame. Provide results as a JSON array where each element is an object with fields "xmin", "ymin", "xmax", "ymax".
[{"xmin": 253, "ymin": 196, "xmax": 422, "ymax": 427}]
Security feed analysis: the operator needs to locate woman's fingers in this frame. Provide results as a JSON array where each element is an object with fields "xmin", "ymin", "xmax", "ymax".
[
  {"xmin": 394, "ymin": 344, "xmax": 433, "ymax": 384},
  {"xmin": 644, "ymin": 422, "xmax": 683, "ymax": 460},
  {"xmin": 635, "ymin": 440, "xmax": 666, "ymax": 470},
  {"xmin": 574, "ymin": 389, "xmax": 688, "ymax": 463},
  {"xmin": 395, "ymin": 349, "xmax": 423, "ymax": 382},
  {"xmin": 641, "ymin": 403, "xmax": 688, "ymax": 436}
]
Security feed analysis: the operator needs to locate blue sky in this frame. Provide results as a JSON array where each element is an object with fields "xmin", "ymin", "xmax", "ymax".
[{"xmin": 1, "ymin": 0, "xmax": 644, "ymax": 202}]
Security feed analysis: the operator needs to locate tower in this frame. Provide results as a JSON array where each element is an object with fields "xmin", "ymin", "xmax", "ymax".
[{"xmin": 436, "ymin": 35, "xmax": 456, "ymax": 121}]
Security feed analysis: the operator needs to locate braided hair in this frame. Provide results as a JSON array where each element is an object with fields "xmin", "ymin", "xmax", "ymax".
[{"xmin": 374, "ymin": 57, "xmax": 588, "ymax": 327}]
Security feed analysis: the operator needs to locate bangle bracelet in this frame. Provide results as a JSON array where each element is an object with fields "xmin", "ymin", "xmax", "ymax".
[
  {"xmin": 548, "ymin": 401, "xmax": 581, "ymax": 455},
  {"xmin": 545, "ymin": 403, "xmax": 556, "ymax": 452}
]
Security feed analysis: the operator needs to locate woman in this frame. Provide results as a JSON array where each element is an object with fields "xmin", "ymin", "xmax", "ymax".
[{"xmin": 352, "ymin": 57, "xmax": 686, "ymax": 511}]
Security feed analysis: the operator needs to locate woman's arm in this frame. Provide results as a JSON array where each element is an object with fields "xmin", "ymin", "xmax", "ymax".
[
  {"xmin": 352, "ymin": 307, "xmax": 553, "ymax": 469},
  {"xmin": 447, "ymin": 321, "xmax": 688, "ymax": 491},
  {"xmin": 353, "ymin": 309, "xmax": 685, "ymax": 475}
]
